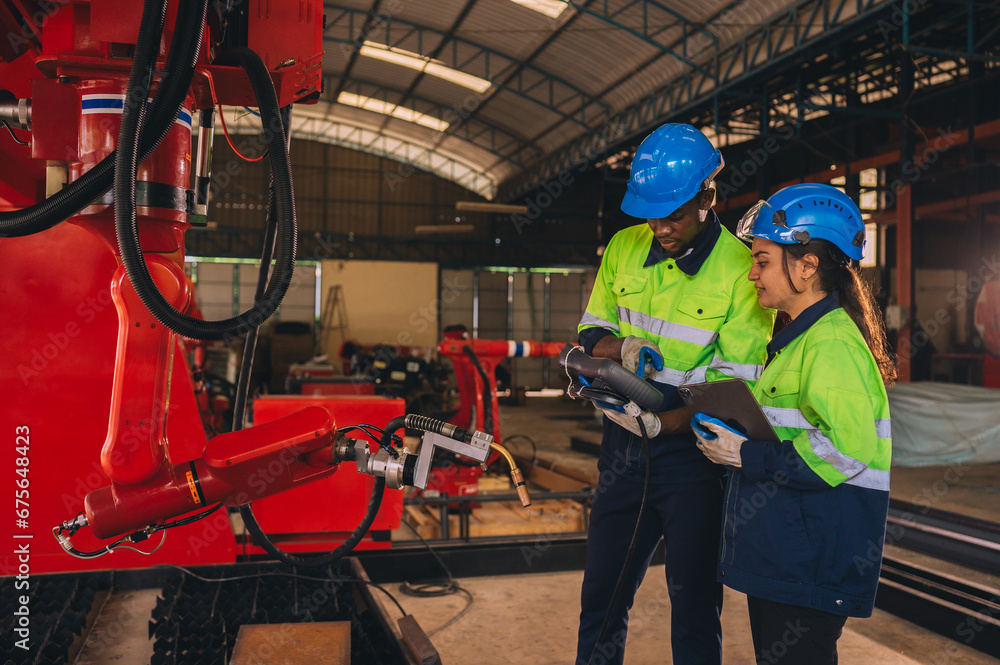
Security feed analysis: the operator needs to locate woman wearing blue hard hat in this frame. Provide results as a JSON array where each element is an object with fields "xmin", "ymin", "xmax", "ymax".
[{"xmin": 694, "ymin": 183, "xmax": 895, "ymax": 665}]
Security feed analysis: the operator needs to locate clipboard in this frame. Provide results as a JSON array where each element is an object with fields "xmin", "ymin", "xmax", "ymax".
[{"xmin": 677, "ymin": 378, "xmax": 779, "ymax": 442}]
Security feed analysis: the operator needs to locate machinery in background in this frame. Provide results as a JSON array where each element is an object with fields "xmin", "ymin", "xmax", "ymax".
[
  {"xmin": 186, "ymin": 336, "xmax": 236, "ymax": 435},
  {"xmin": 432, "ymin": 329, "xmax": 566, "ymax": 500},
  {"xmin": 290, "ymin": 341, "xmax": 450, "ymax": 415},
  {"xmin": 0, "ymin": 0, "xmax": 525, "ymax": 575}
]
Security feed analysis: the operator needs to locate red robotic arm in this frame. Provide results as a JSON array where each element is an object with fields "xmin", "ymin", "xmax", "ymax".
[{"xmin": 1, "ymin": 1, "xmax": 526, "ymax": 572}]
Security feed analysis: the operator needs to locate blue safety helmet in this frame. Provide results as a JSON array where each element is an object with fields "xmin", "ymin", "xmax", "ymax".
[
  {"xmin": 736, "ymin": 183, "xmax": 866, "ymax": 262},
  {"xmin": 621, "ymin": 123, "xmax": 724, "ymax": 219}
]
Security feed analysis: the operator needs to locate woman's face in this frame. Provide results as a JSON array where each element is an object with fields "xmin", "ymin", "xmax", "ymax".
[{"xmin": 747, "ymin": 237, "xmax": 815, "ymax": 316}]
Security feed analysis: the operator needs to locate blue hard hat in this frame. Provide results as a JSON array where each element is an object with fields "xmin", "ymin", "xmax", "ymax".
[
  {"xmin": 621, "ymin": 123, "xmax": 724, "ymax": 219},
  {"xmin": 736, "ymin": 183, "xmax": 866, "ymax": 261}
]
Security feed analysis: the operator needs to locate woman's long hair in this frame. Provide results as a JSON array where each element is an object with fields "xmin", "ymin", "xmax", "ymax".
[{"xmin": 782, "ymin": 240, "xmax": 897, "ymax": 387}]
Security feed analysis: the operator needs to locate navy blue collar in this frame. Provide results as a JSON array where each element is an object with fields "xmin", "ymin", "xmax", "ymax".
[
  {"xmin": 766, "ymin": 290, "xmax": 841, "ymax": 365},
  {"xmin": 643, "ymin": 210, "xmax": 722, "ymax": 275}
]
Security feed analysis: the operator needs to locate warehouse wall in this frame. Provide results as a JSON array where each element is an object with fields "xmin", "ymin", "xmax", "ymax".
[
  {"xmin": 440, "ymin": 268, "xmax": 591, "ymax": 389},
  {"xmin": 318, "ymin": 260, "xmax": 439, "ymax": 354},
  {"xmin": 209, "ymin": 138, "xmax": 489, "ymax": 240},
  {"xmin": 186, "ymin": 261, "xmax": 317, "ymax": 325}
]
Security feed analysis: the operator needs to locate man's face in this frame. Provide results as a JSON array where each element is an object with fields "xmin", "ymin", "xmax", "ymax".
[{"xmin": 646, "ymin": 190, "xmax": 713, "ymax": 258}]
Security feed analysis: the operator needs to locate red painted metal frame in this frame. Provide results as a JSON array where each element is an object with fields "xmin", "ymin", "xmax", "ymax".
[
  {"xmin": 433, "ymin": 337, "xmax": 564, "ymax": 498},
  {"xmin": 246, "ymin": 396, "xmax": 405, "ymax": 554},
  {"xmin": 0, "ymin": 0, "xmax": 332, "ymax": 574},
  {"xmin": 437, "ymin": 337, "xmax": 565, "ymax": 442}
]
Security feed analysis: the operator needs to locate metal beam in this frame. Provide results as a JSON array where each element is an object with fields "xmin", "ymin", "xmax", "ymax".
[
  {"xmin": 499, "ymin": 0, "xmax": 895, "ymax": 200},
  {"xmin": 498, "ymin": 0, "xmax": 739, "ymax": 176},
  {"xmin": 185, "ymin": 229, "xmax": 598, "ymax": 268},
  {"xmin": 370, "ymin": 0, "xmax": 477, "ymax": 141},
  {"xmin": 455, "ymin": 0, "xmax": 597, "ymax": 174},
  {"xmin": 326, "ymin": 1, "xmax": 387, "ymax": 102},
  {"xmin": 324, "ymin": 75, "xmax": 542, "ymax": 175},
  {"xmin": 224, "ymin": 112, "xmax": 497, "ymax": 198},
  {"xmin": 568, "ymin": 1, "xmax": 715, "ymax": 79},
  {"xmin": 323, "ymin": 5, "xmax": 608, "ymax": 132}
]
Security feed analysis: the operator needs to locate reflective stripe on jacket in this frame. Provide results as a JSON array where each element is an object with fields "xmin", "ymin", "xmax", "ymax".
[
  {"xmin": 578, "ymin": 223, "xmax": 774, "ymax": 389},
  {"xmin": 719, "ymin": 306, "xmax": 891, "ymax": 617}
]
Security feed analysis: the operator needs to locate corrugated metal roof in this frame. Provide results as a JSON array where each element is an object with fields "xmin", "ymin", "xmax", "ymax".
[{"xmin": 301, "ymin": 0, "xmax": 894, "ymax": 199}]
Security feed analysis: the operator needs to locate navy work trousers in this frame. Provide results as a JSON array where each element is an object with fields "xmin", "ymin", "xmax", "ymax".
[
  {"xmin": 576, "ymin": 474, "xmax": 725, "ymax": 665},
  {"xmin": 746, "ymin": 596, "xmax": 847, "ymax": 665}
]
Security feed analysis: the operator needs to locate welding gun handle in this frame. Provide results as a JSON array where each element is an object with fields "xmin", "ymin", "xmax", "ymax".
[{"xmin": 558, "ymin": 344, "xmax": 663, "ymax": 411}]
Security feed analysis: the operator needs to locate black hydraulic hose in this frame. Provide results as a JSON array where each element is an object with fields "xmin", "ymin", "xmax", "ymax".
[
  {"xmin": 462, "ymin": 346, "xmax": 494, "ymax": 436},
  {"xmin": 113, "ymin": 0, "xmax": 170, "ymax": 338},
  {"xmin": 587, "ymin": 417, "xmax": 652, "ymax": 665},
  {"xmin": 116, "ymin": 46, "xmax": 296, "ymax": 341},
  {"xmin": 233, "ymin": 107, "xmax": 385, "ymax": 568},
  {"xmin": 239, "ymin": 448, "xmax": 389, "ymax": 568},
  {"xmin": 239, "ymin": 481, "xmax": 386, "ymax": 568},
  {"xmin": 0, "ymin": 0, "xmax": 207, "ymax": 238},
  {"xmin": 230, "ymin": 104, "xmax": 289, "ymax": 431}
]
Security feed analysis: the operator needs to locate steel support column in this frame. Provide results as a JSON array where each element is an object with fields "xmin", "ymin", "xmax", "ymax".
[
  {"xmin": 896, "ymin": 184, "xmax": 913, "ymax": 383},
  {"xmin": 897, "ymin": 6, "xmax": 915, "ymax": 383}
]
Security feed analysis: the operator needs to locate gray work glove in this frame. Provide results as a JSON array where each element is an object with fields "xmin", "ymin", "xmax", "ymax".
[
  {"xmin": 621, "ymin": 336, "xmax": 664, "ymax": 379},
  {"xmin": 597, "ymin": 402, "xmax": 662, "ymax": 438},
  {"xmin": 693, "ymin": 416, "xmax": 747, "ymax": 468}
]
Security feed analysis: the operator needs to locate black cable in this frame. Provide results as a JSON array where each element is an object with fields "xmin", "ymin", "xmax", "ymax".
[
  {"xmin": 156, "ymin": 503, "xmax": 222, "ymax": 530},
  {"xmin": 463, "ymin": 346, "xmax": 494, "ymax": 436},
  {"xmin": 239, "ymin": 480, "xmax": 386, "ymax": 568},
  {"xmin": 338, "ymin": 424, "xmax": 402, "ymax": 450},
  {"xmin": 55, "ymin": 500, "xmax": 222, "ymax": 559},
  {"xmin": 0, "ymin": 0, "xmax": 206, "ymax": 238},
  {"xmin": 1, "ymin": 118, "xmax": 29, "ymax": 146},
  {"xmin": 58, "ymin": 533, "xmax": 132, "ymax": 559},
  {"xmin": 230, "ymin": 103, "xmax": 284, "ymax": 431},
  {"xmin": 398, "ymin": 520, "xmax": 459, "ymax": 594},
  {"xmin": 398, "ymin": 520, "xmax": 475, "ymax": 637},
  {"xmin": 587, "ymin": 415, "xmax": 651, "ymax": 665},
  {"xmin": 216, "ymin": 104, "xmax": 387, "ymax": 569},
  {"xmin": 238, "ymin": 354, "xmax": 389, "ymax": 566},
  {"xmin": 117, "ymin": 46, "xmax": 297, "ymax": 341}
]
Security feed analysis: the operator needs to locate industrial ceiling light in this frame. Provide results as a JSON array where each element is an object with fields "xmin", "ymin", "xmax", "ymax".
[
  {"xmin": 337, "ymin": 92, "xmax": 449, "ymax": 131},
  {"xmin": 509, "ymin": 0, "xmax": 568, "ymax": 18},
  {"xmin": 456, "ymin": 201, "xmax": 529, "ymax": 214},
  {"xmin": 415, "ymin": 224, "xmax": 475, "ymax": 234},
  {"xmin": 360, "ymin": 41, "xmax": 492, "ymax": 93}
]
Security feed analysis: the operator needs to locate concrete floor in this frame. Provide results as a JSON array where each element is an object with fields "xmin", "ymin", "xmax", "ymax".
[
  {"xmin": 394, "ymin": 567, "xmax": 998, "ymax": 665},
  {"xmin": 387, "ymin": 395, "xmax": 1000, "ymax": 665}
]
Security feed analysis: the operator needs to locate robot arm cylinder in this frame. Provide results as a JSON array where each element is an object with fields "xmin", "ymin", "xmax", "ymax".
[{"xmin": 82, "ymin": 406, "xmax": 341, "ymax": 540}]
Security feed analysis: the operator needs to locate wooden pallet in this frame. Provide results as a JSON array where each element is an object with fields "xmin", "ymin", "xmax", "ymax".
[{"xmin": 404, "ymin": 497, "xmax": 584, "ymax": 540}]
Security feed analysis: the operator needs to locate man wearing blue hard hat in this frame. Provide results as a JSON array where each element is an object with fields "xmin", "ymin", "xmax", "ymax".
[{"xmin": 576, "ymin": 123, "xmax": 775, "ymax": 665}]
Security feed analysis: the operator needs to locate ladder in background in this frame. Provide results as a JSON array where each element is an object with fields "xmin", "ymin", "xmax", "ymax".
[{"xmin": 320, "ymin": 284, "xmax": 350, "ymax": 356}]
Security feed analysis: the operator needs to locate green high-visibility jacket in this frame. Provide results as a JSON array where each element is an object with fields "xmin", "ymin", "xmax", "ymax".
[{"xmin": 579, "ymin": 221, "xmax": 774, "ymax": 389}]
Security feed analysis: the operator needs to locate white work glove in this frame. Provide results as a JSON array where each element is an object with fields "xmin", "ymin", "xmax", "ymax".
[
  {"xmin": 598, "ymin": 403, "xmax": 662, "ymax": 438},
  {"xmin": 693, "ymin": 418, "xmax": 747, "ymax": 468},
  {"xmin": 620, "ymin": 336, "xmax": 664, "ymax": 379}
]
